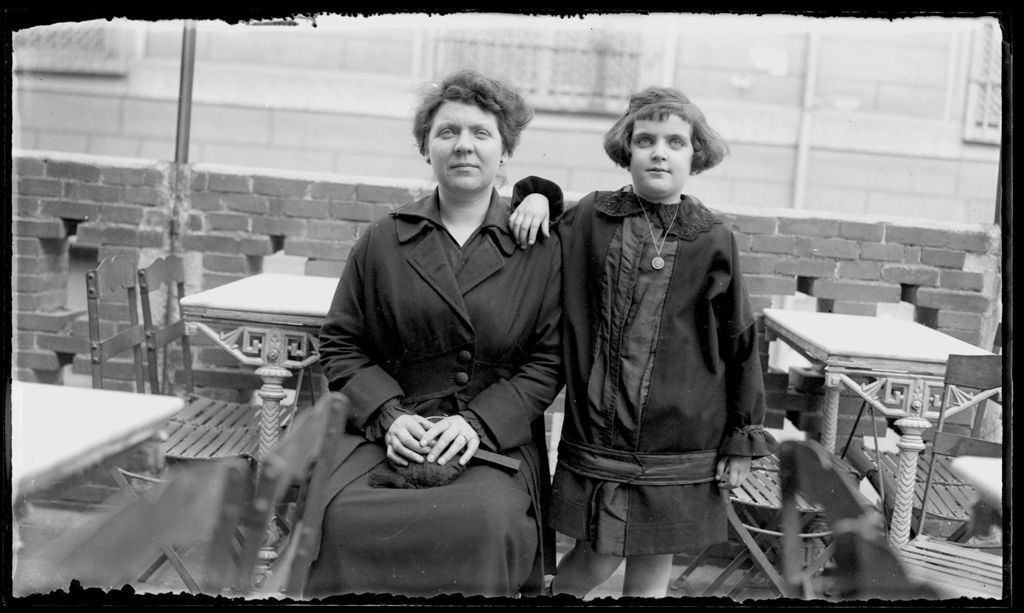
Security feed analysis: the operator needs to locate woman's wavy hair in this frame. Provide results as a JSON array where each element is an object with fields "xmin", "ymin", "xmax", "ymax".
[
  {"xmin": 603, "ymin": 86, "xmax": 728, "ymax": 174},
  {"xmin": 412, "ymin": 70, "xmax": 533, "ymax": 157}
]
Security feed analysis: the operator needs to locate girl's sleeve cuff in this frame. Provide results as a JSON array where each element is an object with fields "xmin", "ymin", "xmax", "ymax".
[
  {"xmin": 719, "ymin": 425, "xmax": 779, "ymax": 459},
  {"xmin": 511, "ymin": 176, "xmax": 564, "ymax": 220}
]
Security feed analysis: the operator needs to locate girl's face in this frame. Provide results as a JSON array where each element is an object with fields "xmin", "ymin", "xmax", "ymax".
[
  {"xmin": 628, "ymin": 114, "xmax": 694, "ymax": 203},
  {"xmin": 427, "ymin": 101, "xmax": 507, "ymax": 197}
]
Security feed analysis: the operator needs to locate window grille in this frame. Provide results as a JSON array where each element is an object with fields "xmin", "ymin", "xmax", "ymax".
[
  {"xmin": 432, "ymin": 29, "xmax": 641, "ymax": 114},
  {"xmin": 13, "ymin": 23, "xmax": 131, "ymax": 76},
  {"xmin": 962, "ymin": 21, "xmax": 1002, "ymax": 144}
]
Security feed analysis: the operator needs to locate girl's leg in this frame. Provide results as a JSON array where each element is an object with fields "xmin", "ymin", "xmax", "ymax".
[
  {"xmin": 551, "ymin": 540, "xmax": 623, "ymax": 598},
  {"xmin": 622, "ymin": 553, "xmax": 675, "ymax": 598}
]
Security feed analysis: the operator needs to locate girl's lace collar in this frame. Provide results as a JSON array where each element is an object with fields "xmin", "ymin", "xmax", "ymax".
[{"xmin": 593, "ymin": 185, "xmax": 721, "ymax": 241}]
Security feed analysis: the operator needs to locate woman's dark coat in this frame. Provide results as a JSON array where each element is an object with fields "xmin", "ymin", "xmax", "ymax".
[{"xmin": 291, "ymin": 188, "xmax": 562, "ymax": 594}]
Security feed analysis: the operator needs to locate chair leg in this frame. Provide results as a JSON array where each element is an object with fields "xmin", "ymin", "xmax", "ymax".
[
  {"xmin": 110, "ymin": 468, "xmax": 202, "ymax": 593},
  {"xmin": 723, "ymin": 502, "xmax": 787, "ymax": 595},
  {"xmin": 669, "ymin": 546, "xmax": 717, "ymax": 594},
  {"xmin": 709, "ymin": 501, "xmax": 830, "ymax": 599},
  {"xmin": 700, "ymin": 504, "xmax": 790, "ymax": 596}
]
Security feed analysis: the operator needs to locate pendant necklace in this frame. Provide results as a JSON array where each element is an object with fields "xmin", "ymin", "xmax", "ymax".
[{"xmin": 637, "ymin": 195, "xmax": 681, "ymax": 271}]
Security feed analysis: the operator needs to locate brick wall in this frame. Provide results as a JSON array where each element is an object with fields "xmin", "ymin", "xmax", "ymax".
[{"xmin": 13, "ymin": 151, "xmax": 1003, "ymax": 419}]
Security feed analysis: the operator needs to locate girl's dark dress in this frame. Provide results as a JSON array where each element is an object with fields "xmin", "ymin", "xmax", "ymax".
[
  {"xmin": 303, "ymin": 189, "xmax": 562, "ymax": 597},
  {"xmin": 531, "ymin": 184, "xmax": 776, "ymax": 556}
]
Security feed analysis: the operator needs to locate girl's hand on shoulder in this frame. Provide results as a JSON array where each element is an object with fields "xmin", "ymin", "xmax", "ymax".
[
  {"xmin": 716, "ymin": 455, "xmax": 753, "ymax": 491},
  {"xmin": 509, "ymin": 194, "xmax": 551, "ymax": 249},
  {"xmin": 384, "ymin": 414, "xmax": 434, "ymax": 467},
  {"xmin": 419, "ymin": 415, "xmax": 480, "ymax": 467}
]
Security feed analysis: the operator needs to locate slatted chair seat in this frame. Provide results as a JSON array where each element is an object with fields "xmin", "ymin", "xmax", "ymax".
[
  {"xmin": 731, "ymin": 455, "xmax": 823, "ymax": 512},
  {"xmin": 898, "ymin": 536, "xmax": 1002, "ymax": 599},
  {"xmin": 162, "ymin": 421, "xmax": 259, "ymax": 461},
  {"xmin": 779, "ymin": 440, "xmax": 938, "ymax": 600},
  {"xmin": 671, "ymin": 453, "xmax": 860, "ymax": 598},
  {"xmin": 886, "ymin": 354, "xmax": 1004, "ymax": 600},
  {"xmin": 870, "ymin": 449, "xmax": 977, "ymax": 528},
  {"xmin": 171, "ymin": 395, "xmax": 257, "ymax": 430},
  {"xmin": 136, "ymin": 256, "xmax": 265, "ymax": 464},
  {"xmin": 843, "ymin": 353, "xmax": 1003, "ymax": 545}
]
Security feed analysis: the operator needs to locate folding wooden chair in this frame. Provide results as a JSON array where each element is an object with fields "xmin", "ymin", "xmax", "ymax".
[
  {"xmin": 50, "ymin": 457, "xmax": 251, "ymax": 594},
  {"xmin": 671, "ymin": 453, "xmax": 856, "ymax": 599},
  {"xmin": 840, "ymin": 353, "xmax": 1003, "ymax": 544},
  {"xmin": 50, "ymin": 393, "xmax": 349, "ymax": 596},
  {"xmin": 84, "ymin": 256, "xmax": 256, "ymax": 589},
  {"xmin": 136, "ymin": 256, "xmax": 260, "ymax": 463},
  {"xmin": 893, "ymin": 354, "xmax": 1003, "ymax": 599},
  {"xmin": 85, "ymin": 254, "xmax": 148, "ymax": 392},
  {"xmin": 84, "ymin": 256, "xmax": 257, "ymax": 463},
  {"xmin": 232, "ymin": 392, "xmax": 349, "ymax": 595},
  {"xmin": 779, "ymin": 440, "xmax": 937, "ymax": 600}
]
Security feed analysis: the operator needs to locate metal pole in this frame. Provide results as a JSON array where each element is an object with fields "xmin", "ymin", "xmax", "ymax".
[
  {"xmin": 174, "ymin": 20, "xmax": 197, "ymax": 164},
  {"xmin": 791, "ymin": 30, "xmax": 820, "ymax": 211}
]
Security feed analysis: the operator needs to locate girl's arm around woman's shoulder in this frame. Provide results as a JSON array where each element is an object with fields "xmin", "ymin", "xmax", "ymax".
[{"xmin": 509, "ymin": 176, "xmax": 563, "ymax": 249}]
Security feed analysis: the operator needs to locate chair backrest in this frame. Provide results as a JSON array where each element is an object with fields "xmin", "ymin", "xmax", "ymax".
[
  {"xmin": 138, "ymin": 255, "xmax": 194, "ymax": 395},
  {"xmin": 779, "ymin": 440, "xmax": 935, "ymax": 600},
  {"xmin": 85, "ymin": 255, "xmax": 147, "ymax": 392},
  {"xmin": 916, "ymin": 353, "xmax": 1004, "ymax": 535},
  {"xmin": 233, "ymin": 392, "xmax": 350, "ymax": 595},
  {"xmin": 51, "ymin": 457, "xmax": 251, "ymax": 593}
]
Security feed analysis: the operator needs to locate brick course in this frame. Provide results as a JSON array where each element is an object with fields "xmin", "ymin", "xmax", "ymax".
[{"xmin": 11, "ymin": 152, "xmax": 1003, "ymax": 400}]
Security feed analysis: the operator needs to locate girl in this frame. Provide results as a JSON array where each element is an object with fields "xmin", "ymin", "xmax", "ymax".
[{"xmin": 509, "ymin": 87, "xmax": 776, "ymax": 598}]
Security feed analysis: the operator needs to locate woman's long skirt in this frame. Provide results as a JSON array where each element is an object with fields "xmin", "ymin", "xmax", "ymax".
[{"xmin": 304, "ymin": 442, "xmax": 538, "ymax": 598}]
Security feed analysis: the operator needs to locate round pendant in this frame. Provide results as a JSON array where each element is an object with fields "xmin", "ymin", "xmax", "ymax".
[{"xmin": 651, "ymin": 256, "xmax": 665, "ymax": 270}]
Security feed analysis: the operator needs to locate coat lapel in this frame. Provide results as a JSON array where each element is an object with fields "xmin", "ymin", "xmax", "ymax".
[
  {"xmin": 456, "ymin": 232, "xmax": 505, "ymax": 296},
  {"xmin": 405, "ymin": 231, "xmax": 473, "ymax": 330}
]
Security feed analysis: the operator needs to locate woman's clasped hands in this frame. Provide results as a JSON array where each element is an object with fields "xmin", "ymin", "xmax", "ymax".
[{"xmin": 384, "ymin": 414, "xmax": 480, "ymax": 467}]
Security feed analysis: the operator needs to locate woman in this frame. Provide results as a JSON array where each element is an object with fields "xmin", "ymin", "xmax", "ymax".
[
  {"xmin": 509, "ymin": 87, "xmax": 776, "ymax": 597},
  {"xmin": 300, "ymin": 70, "xmax": 562, "ymax": 598}
]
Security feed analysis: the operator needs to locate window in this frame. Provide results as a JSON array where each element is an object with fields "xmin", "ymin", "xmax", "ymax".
[
  {"xmin": 431, "ymin": 28, "xmax": 641, "ymax": 114},
  {"xmin": 962, "ymin": 21, "xmax": 1002, "ymax": 144},
  {"xmin": 13, "ymin": 22, "xmax": 132, "ymax": 76}
]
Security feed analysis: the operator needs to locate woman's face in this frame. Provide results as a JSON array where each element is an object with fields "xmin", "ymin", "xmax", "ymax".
[
  {"xmin": 628, "ymin": 114, "xmax": 694, "ymax": 203},
  {"xmin": 427, "ymin": 101, "xmax": 507, "ymax": 197}
]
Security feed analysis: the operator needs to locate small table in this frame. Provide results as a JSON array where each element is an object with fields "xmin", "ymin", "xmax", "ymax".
[
  {"xmin": 179, "ymin": 273, "xmax": 338, "ymax": 586},
  {"xmin": 761, "ymin": 309, "xmax": 992, "ymax": 547},
  {"xmin": 11, "ymin": 380, "xmax": 184, "ymax": 591},
  {"xmin": 178, "ymin": 273, "xmax": 339, "ymax": 464},
  {"xmin": 12, "ymin": 381, "xmax": 184, "ymax": 497}
]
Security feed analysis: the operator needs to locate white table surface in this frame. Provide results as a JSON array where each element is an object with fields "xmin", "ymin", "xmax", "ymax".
[
  {"xmin": 950, "ymin": 456, "xmax": 1002, "ymax": 508},
  {"xmin": 11, "ymin": 381, "xmax": 184, "ymax": 496},
  {"xmin": 762, "ymin": 308, "xmax": 991, "ymax": 367},
  {"xmin": 179, "ymin": 273, "xmax": 338, "ymax": 318}
]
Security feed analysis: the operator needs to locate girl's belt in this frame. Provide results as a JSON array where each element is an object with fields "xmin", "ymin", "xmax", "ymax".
[{"xmin": 558, "ymin": 438, "xmax": 718, "ymax": 485}]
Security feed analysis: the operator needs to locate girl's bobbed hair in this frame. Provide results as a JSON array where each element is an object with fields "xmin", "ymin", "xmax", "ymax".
[
  {"xmin": 603, "ymin": 86, "xmax": 728, "ymax": 174},
  {"xmin": 412, "ymin": 70, "xmax": 533, "ymax": 157}
]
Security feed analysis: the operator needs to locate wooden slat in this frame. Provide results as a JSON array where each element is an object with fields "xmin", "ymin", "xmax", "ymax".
[
  {"xmin": 164, "ymin": 426, "xmax": 211, "ymax": 458},
  {"xmin": 175, "ymin": 398, "xmax": 221, "ymax": 424},
  {"xmin": 162, "ymin": 423, "xmax": 199, "ymax": 451},
  {"xmin": 876, "ymin": 449, "xmax": 973, "ymax": 521},
  {"xmin": 99, "ymin": 325, "xmax": 147, "ymax": 361},
  {"xmin": 196, "ymin": 429, "xmax": 240, "ymax": 459},
  {"xmin": 931, "ymin": 431, "xmax": 1001, "ymax": 459},
  {"xmin": 214, "ymin": 402, "xmax": 257, "ymax": 430},
  {"xmin": 149, "ymin": 320, "xmax": 186, "ymax": 349},
  {"xmin": 944, "ymin": 354, "xmax": 1002, "ymax": 390},
  {"xmin": 218, "ymin": 428, "xmax": 258, "ymax": 458}
]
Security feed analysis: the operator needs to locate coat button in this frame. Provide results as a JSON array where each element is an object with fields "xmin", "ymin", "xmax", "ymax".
[
  {"xmin": 457, "ymin": 350, "xmax": 472, "ymax": 363},
  {"xmin": 454, "ymin": 371, "xmax": 470, "ymax": 385}
]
